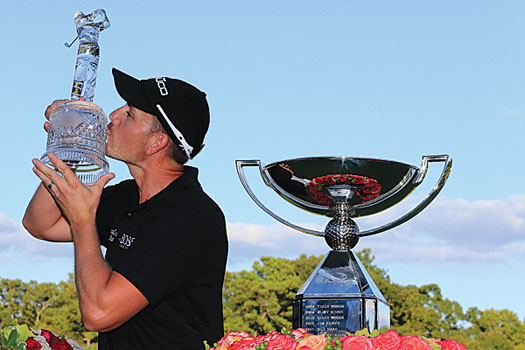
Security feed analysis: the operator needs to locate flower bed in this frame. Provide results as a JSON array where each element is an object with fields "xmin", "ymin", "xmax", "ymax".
[
  {"xmin": 208, "ymin": 328, "xmax": 469, "ymax": 350},
  {"xmin": 0, "ymin": 325, "xmax": 84, "ymax": 350}
]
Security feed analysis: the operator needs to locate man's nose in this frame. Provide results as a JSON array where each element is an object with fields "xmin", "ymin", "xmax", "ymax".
[{"xmin": 109, "ymin": 108, "xmax": 121, "ymax": 124}]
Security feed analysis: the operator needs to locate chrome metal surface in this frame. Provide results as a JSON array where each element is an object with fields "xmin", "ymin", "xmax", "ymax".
[
  {"xmin": 236, "ymin": 155, "xmax": 452, "ymax": 241},
  {"xmin": 324, "ymin": 203, "xmax": 359, "ymax": 251},
  {"xmin": 358, "ymin": 155, "xmax": 452, "ymax": 237},
  {"xmin": 262, "ymin": 156, "xmax": 420, "ymax": 217},
  {"xmin": 236, "ymin": 160, "xmax": 324, "ymax": 237},
  {"xmin": 293, "ymin": 251, "xmax": 390, "ymax": 334}
]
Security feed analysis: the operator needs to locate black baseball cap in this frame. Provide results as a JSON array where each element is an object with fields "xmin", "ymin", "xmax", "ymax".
[{"xmin": 112, "ymin": 68, "xmax": 210, "ymax": 160}]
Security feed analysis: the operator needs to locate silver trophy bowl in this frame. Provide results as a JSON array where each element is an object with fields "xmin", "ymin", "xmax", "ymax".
[{"xmin": 237, "ymin": 155, "xmax": 452, "ymax": 250}]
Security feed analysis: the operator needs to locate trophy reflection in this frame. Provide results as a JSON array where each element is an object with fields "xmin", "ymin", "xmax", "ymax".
[
  {"xmin": 41, "ymin": 9, "xmax": 110, "ymax": 185},
  {"xmin": 236, "ymin": 155, "xmax": 452, "ymax": 336}
]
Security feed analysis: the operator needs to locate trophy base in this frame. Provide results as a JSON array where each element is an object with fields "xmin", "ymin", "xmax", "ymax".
[
  {"xmin": 293, "ymin": 251, "xmax": 390, "ymax": 335},
  {"xmin": 41, "ymin": 147, "xmax": 109, "ymax": 185},
  {"xmin": 43, "ymin": 100, "xmax": 109, "ymax": 185}
]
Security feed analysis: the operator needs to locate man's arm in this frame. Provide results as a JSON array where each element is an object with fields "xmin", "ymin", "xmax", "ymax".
[
  {"xmin": 31, "ymin": 153, "xmax": 149, "ymax": 332},
  {"xmin": 71, "ymin": 221, "xmax": 149, "ymax": 332},
  {"xmin": 23, "ymin": 99, "xmax": 73, "ymax": 242},
  {"xmin": 23, "ymin": 183, "xmax": 73, "ymax": 242}
]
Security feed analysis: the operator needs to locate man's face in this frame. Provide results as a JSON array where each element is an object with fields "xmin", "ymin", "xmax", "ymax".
[{"xmin": 106, "ymin": 104, "xmax": 155, "ymax": 164}]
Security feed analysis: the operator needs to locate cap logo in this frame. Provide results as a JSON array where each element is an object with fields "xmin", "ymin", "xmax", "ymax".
[{"xmin": 155, "ymin": 77, "xmax": 169, "ymax": 96}]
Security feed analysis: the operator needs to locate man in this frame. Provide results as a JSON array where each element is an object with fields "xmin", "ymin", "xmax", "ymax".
[{"xmin": 23, "ymin": 68, "xmax": 228, "ymax": 350}]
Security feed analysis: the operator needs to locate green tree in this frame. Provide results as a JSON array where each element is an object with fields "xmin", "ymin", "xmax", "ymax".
[
  {"xmin": 460, "ymin": 308, "xmax": 525, "ymax": 350},
  {"xmin": 0, "ymin": 279, "xmax": 31, "ymax": 327},
  {"xmin": 223, "ymin": 254, "xmax": 322, "ymax": 334}
]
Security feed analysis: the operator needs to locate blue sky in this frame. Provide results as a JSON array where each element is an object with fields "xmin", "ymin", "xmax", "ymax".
[{"xmin": 2, "ymin": 1, "xmax": 525, "ymax": 321}]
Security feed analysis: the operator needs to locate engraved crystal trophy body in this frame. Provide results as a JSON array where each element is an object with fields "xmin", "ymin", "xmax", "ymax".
[
  {"xmin": 41, "ymin": 10, "xmax": 110, "ymax": 185},
  {"xmin": 236, "ymin": 155, "xmax": 452, "ymax": 335}
]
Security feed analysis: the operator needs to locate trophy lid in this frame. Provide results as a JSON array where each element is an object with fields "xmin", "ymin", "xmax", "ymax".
[{"xmin": 263, "ymin": 156, "xmax": 419, "ymax": 217}]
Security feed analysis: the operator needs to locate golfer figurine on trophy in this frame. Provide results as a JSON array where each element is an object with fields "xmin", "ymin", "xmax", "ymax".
[
  {"xmin": 41, "ymin": 9, "xmax": 110, "ymax": 185},
  {"xmin": 236, "ymin": 155, "xmax": 452, "ymax": 336}
]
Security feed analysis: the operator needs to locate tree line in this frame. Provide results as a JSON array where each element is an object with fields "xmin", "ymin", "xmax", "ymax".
[{"xmin": 2, "ymin": 250, "xmax": 525, "ymax": 350}]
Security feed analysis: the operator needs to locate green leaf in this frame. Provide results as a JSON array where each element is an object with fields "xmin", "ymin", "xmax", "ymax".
[
  {"xmin": 6, "ymin": 328, "xmax": 20, "ymax": 347},
  {"xmin": 354, "ymin": 328, "xmax": 371, "ymax": 337},
  {"xmin": 15, "ymin": 325, "xmax": 34, "ymax": 343},
  {"xmin": 13, "ymin": 343, "xmax": 27, "ymax": 350},
  {"xmin": 430, "ymin": 343, "xmax": 442, "ymax": 350},
  {"xmin": 378, "ymin": 326, "xmax": 390, "ymax": 334},
  {"xmin": 203, "ymin": 340, "xmax": 210, "ymax": 350}
]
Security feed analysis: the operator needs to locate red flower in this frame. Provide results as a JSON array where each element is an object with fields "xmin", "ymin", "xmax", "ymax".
[
  {"xmin": 217, "ymin": 332, "xmax": 251, "ymax": 347},
  {"xmin": 306, "ymin": 173, "xmax": 381, "ymax": 206},
  {"xmin": 399, "ymin": 335, "xmax": 432, "ymax": 349},
  {"xmin": 260, "ymin": 331, "xmax": 282, "ymax": 343},
  {"xmin": 266, "ymin": 334, "xmax": 298, "ymax": 350},
  {"xmin": 40, "ymin": 329, "xmax": 53, "ymax": 343},
  {"xmin": 371, "ymin": 329, "xmax": 401, "ymax": 350},
  {"xmin": 290, "ymin": 328, "xmax": 309, "ymax": 340},
  {"xmin": 229, "ymin": 336, "xmax": 257, "ymax": 350},
  {"xmin": 341, "ymin": 335, "xmax": 374, "ymax": 350},
  {"xmin": 439, "ymin": 340, "xmax": 469, "ymax": 350},
  {"xmin": 25, "ymin": 338, "xmax": 42, "ymax": 350},
  {"xmin": 49, "ymin": 336, "xmax": 73, "ymax": 350}
]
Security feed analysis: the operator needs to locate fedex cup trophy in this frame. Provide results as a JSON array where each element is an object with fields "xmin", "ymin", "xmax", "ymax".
[
  {"xmin": 236, "ymin": 155, "xmax": 452, "ymax": 336},
  {"xmin": 41, "ymin": 9, "xmax": 110, "ymax": 185}
]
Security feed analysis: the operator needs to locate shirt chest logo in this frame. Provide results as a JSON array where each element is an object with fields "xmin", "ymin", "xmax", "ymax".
[{"xmin": 108, "ymin": 229, "xmax": 136, "ymax": 250}]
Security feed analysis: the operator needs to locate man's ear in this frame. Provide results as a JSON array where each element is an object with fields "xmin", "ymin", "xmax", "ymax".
[{"xmin": 146, "ymin": 132, "xmax": 170, "ymax": 156}]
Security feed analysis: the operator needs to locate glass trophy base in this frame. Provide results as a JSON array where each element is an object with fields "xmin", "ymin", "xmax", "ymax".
[
  {"xmin": 41, "ymin": 147, "xmax": 109, "ymax": 185},
  {"xmin": 293, "ymin": 251, "xmax": 390, "ymax": 336},
  {"xmin": 42, "ymin": 100, "xmax": 109, "ymax": 185}
]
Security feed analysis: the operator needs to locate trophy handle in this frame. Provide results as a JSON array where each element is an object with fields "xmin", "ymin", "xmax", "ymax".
[
  {"xmin": 236, "ymin": 160, "xmax": 325, "ymax": 237},
  {"xmin": 358, "ymin": 155, "xmax": 453, "ymax": 237}
]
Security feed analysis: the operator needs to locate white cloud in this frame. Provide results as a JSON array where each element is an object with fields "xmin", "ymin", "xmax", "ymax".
[
  {"xmin": 0, "ymin": 212, "xmax": 74, "ymax": 260},
  {"xmin": 3, "ymin": 194, "xmax": 525, "ymax": 272},
  {"xmin": 227, "ymin": 195, "xmax": 525, "ymax": 268}
]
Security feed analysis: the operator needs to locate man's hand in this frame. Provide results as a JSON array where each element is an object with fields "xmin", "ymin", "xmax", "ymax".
[
  {"xmin": 32, "ymin": 152, "xmax": 115, "ymax": 230},
  {"xmin": 43, "ymin": 99, "xmax": 69, "ymax": 132}
]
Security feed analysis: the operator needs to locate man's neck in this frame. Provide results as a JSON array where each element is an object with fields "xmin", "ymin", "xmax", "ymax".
[{"xmin": 128, "ymin": 161, "xmax": 185, "ymax": 204}]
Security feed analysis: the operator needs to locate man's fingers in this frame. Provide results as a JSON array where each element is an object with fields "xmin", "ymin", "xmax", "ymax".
[
  {"xmin": 32, "ymin": 161, "xmax": 60, "ymax": 196},
  {"xmin": 47, "ymin": 153, "xmax": 77, "ymax": 184},
  {"xmin": 95, "ymin": 172, "xmax": 115, "ymax": 191},
  {"xmin": 32, "ymin": 157, "xmax": 63, "ymax": 185},
  {"xmin": 44, "ymin": 99, "xmax": 69, "ymax": 120}
]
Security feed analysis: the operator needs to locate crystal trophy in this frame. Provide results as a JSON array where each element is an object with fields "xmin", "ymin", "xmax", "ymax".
[
  {"xmin": 236, "ymin": 155, "xmax": 452, "ymax": 335},
  {"xmin": 41, "ymin": 9, "xmax": 110, "ymax": 185}
]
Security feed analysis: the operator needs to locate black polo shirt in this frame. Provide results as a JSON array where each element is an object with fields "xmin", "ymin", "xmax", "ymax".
[{"xmin": 96, "ymin": 167, "xmax": 228, "ymax": 350}]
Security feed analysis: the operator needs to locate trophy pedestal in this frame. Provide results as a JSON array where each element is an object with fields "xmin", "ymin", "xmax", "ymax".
[{"xmin": 292, "ymin": 251, "xmax": 390, "ymax": 336}]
